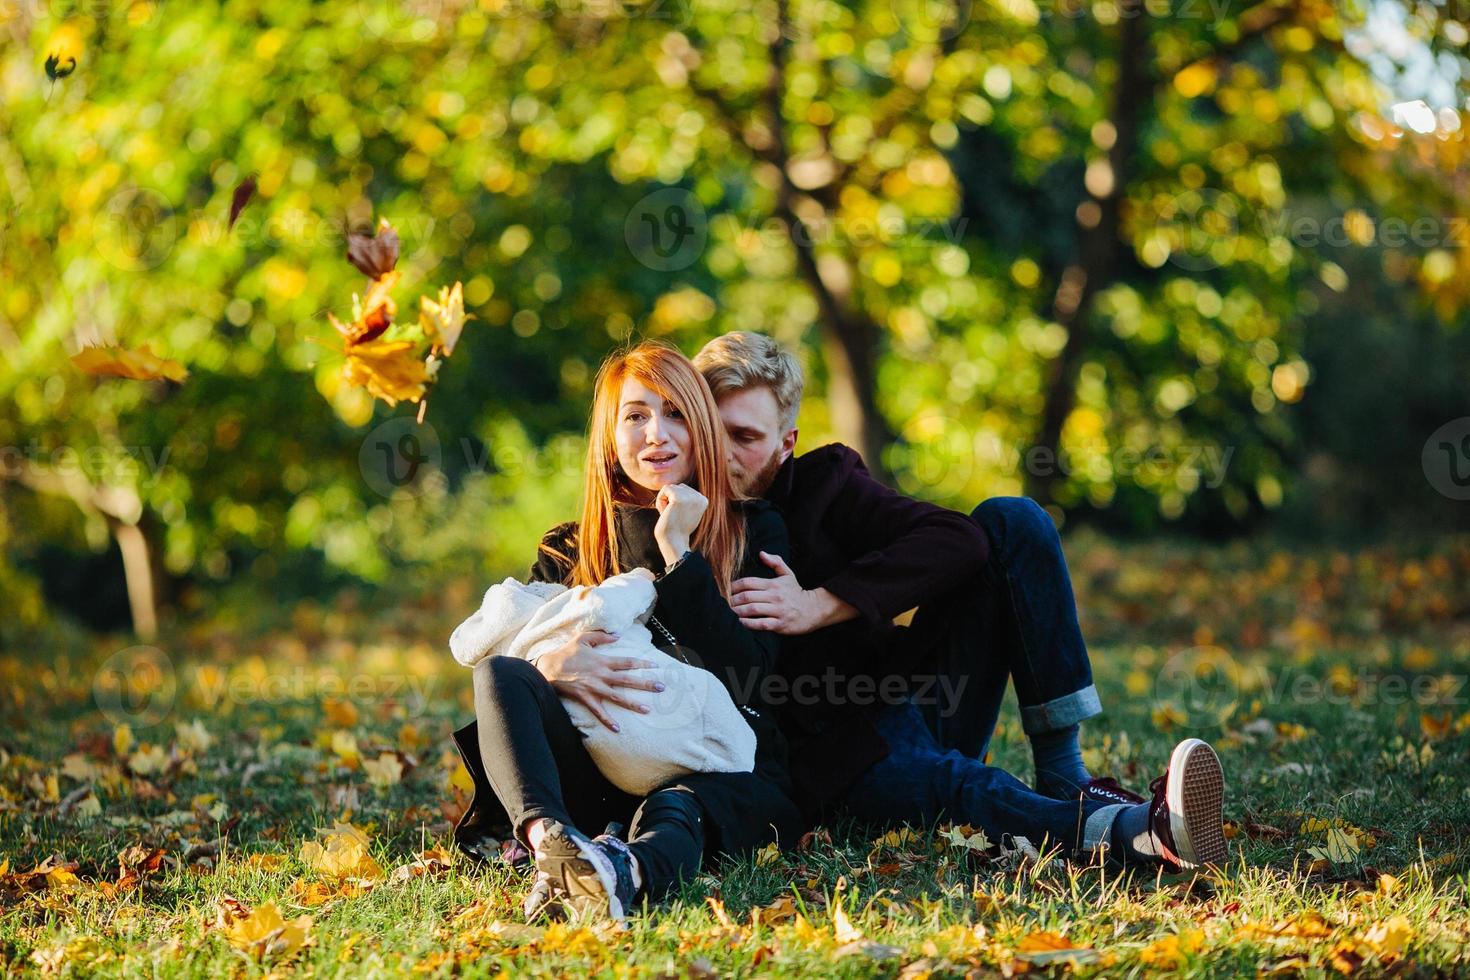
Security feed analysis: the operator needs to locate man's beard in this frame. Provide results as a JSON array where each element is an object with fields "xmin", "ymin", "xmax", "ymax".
[{"xmin": 741, "ymin": 448, "xmax": 785, "ymax": 498}]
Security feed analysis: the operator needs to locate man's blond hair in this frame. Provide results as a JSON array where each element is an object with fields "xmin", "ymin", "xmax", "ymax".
[{"xmin": 693, "ymin": 331, "xmax": 804, "ymax": 431}]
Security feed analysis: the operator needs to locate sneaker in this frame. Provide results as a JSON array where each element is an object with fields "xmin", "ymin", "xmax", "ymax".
[
  {"xmin": 531, "ymin": 820, "xmax": 639, "ymax": 922},
  {"xmin": 522, "ymin": 866, "xmax": 564, "ymax": 921},
  {"xmin": 1147, "ymin": 738, "xmax": 1228, "ymax": 872},
  {"xmin": 1080, "ymin": 776, "xmax": 1147, "ymax": 806}
]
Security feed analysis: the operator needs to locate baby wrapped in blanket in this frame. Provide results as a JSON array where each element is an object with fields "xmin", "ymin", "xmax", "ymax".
[{"xmin": 449, "ymin": 568, "xmax": 757, "ymax": 795}]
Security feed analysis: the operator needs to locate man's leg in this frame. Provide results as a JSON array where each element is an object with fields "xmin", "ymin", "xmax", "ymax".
[
  {"xmin": 839, "ymin": 701, "xmax": 1123, "ymax": 860},
  {"xmin": 912, "ymin": 496, "xmax": 1103, "ymax": 799},
  {"xmin": 840, "ymin": 701, "xmax": 1230, "ymax": 872}
]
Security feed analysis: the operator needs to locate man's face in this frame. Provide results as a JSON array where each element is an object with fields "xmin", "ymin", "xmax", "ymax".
[{"xmin": 715, "ymin": 385, "xmax": 797, "ymax": 497}]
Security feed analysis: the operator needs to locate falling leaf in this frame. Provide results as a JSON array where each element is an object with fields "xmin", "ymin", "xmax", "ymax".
[
  {"xmin": 228, "ymin": 173, "xmax": 258, "ymax": 230},
  {"xmin": 72, "ymin": 345, "xmax": 188, "ymax": 382},
  {"xmin": 346, "ymin": 218, "xmax": 400, "ymax": 279},
  {"xmin": 420, "ymin": 281, "xmax": 468, "ymax": 356},
  {"xmin": 43, "ymin": 23, "xmax": 83, "ymax": 81},
  {"xmin": 341, "ymin": 338, "xmax": 429, "ymax": 406}
]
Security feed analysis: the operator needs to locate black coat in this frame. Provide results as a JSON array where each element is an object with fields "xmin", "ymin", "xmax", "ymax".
[
  {"xmin": 452, "ymin": 498, "xmax": 804, "ymax": 859},
  {"xmin": 761, "ymin": 444, "xmax": 992, "ymax": 819}
]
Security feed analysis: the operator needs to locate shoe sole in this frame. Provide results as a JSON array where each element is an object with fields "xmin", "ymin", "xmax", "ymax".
[
  {"xmin": 1165, "ymin": 738, "xmax": 1227, "ymax": 868},
  {"xmin": 536, "ymin": 827, "xmax": 626, "ymax": 922}
]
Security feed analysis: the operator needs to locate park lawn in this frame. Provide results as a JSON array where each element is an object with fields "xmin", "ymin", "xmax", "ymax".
[{"xmin": 2, "ymin": 534, "xmax": 1468, "ymax": 977}]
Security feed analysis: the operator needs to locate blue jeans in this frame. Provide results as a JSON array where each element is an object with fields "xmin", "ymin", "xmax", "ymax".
[
  {"xmin": 839, "ymin": 699, "xmax": 1122, "ymax": 856},
  {"xmin": 838, "ymin": 496, "xmax": 1122, "ymax": 854},
  {"xmin": 910, "ymin": 496, "xmax": 1103, "ymax": 765}
]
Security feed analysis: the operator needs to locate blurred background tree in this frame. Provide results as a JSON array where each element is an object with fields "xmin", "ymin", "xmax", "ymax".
[{"xmin": 1, "ymin": 0, "xmax": 1466, "ymax": 638}]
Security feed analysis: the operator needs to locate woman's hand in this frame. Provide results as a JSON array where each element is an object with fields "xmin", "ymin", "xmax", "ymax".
[
  {"xmin": 653, "ymin": 483, "xmax": 707, "ymax": 567},
  {"xmin": 532, "ymin": 630, "xmax": 665, "ymax": 732}
]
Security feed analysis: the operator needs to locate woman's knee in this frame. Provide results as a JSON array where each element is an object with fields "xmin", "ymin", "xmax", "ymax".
[{"xmin": 473, "ymin": 655, "xmax": 543, "ymax": 702}]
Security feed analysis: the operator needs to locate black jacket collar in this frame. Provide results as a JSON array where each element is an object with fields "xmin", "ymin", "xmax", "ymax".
[{"xmin": 612, "ymin": 500, "xmax": 664, "ymax": 573}]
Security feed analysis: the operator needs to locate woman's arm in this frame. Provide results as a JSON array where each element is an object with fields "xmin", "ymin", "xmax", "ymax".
[
  {"xmin": 524, "ymin": 521, "xmax": 663, "ymax": 730},
  {"xmin": 649, "ymin": 501, "xmax": 790, "ymax": 706}
]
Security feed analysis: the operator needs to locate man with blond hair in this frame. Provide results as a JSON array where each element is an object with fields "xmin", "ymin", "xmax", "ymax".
[{"xmin": 691, "ymin": 331, "xmax": 1228, "ymax": 873}]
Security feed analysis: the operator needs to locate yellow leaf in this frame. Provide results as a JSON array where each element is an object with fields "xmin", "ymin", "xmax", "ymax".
[
  {"xmin": 420, "ymin": 281, "xmax": 468, "ymax": 356},
  {"xmin": 341, "ymin": 339, "xmax": 429, "ymax": 406},
  {"xmin": 833, "ymin": 902, "xmax": 864, "ymax": 944},
  {"xmin": 222, "ymin": 902, "xmax": 313, "ymax": 961},
  {"xmin": 113, "ymin": 725, "xmax": 134, "ymax": 757},
  {"xmin": 1174, "ymin": 62, "xmax": 1218, "ymax": 99},
  {"xmin": 71, "ymin": 345, "xmax": 188, "ymax": 382},
  {"xmin": 1360, "ymin": 916, "xmax": 1413, "ymax": 957},
  {"xmin": 323, "ymin": 698, "xmax": 359, "ymax": 728},
  {"xmin": 127, "ymin": 744, "xmax": 168, "ymax": 776},
  {"xmin": 175, "ymin": 720, "xmax": 214, "ymax": 754},
  {"xmin": 330, "ymin": 731, "xmax": 361, "ymax": 768},
  {"xmin": 753, "ymin": 842, "xmax": 780, "ymax": 867},
  {"xmin": 299, "ymin": 823, "xmax": 382, "ymax": 881},
  {"xmin": 363, "ymin": 752, "xmax": 403, "ymax": 789}
]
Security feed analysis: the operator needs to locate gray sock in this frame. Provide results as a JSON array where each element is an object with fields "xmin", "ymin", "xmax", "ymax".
[{"xmin": 1110, "ymin": 802, "xmax": 1161, "ymax": 863}]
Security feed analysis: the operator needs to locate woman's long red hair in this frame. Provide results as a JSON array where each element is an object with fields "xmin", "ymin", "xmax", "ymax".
[{"xmin": 559, "ymin": 341, "xmax": 746, "ymax": 598}]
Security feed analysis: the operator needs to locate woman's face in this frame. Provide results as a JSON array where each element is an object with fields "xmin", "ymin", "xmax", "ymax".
[{"xmin": 614, "ymin": 375, "xmax": 694, "ymax": 502}]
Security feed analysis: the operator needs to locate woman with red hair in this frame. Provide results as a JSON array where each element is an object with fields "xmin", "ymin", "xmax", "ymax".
[{"xmin": 453, "ymin": 341, "xmax": 801, "ymax": 922}]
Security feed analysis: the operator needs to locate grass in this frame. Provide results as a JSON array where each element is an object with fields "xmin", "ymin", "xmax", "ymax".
[{"xmin": 2, "ymin": 531, "xmax": 1469, "ymax": 977}]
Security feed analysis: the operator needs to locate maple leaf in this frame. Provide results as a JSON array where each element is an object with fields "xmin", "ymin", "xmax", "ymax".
[
  {"xmin": 420, "ymin": 281, "xmax": 468, "ymax": 356},
  {"xmin": 222, "ymin": 901, "xmax": 313, "ymax": 961},
  {"xmin": 341, "ymin": 338, "xmax": 429, "ymax": 406},
  {"xmin": 346, "ymin": 218, "xmax": 400, "ymax": 279},
  {"xmin": 71, "ymin": 345, "xmax": 188, "ymax": 382}
]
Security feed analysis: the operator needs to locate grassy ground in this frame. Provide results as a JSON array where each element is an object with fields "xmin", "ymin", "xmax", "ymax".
[{"xmin": 2, "ymin": 532, "xmax": 1469, "ymax": 977}]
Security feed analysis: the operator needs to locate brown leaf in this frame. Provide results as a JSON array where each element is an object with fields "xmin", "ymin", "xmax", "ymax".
[
  {"xmin": 346, "ymin": 218, "xmax": 400, "ymax": 279},
  {"xmin": 228, "ymin": 173, "xmax": 258, "ymax": 230}
]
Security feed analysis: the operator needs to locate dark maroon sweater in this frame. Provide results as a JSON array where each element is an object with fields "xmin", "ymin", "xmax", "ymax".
[{"xmin": 762, "ymin": 443, "xmax": 991, "ymax": 819}]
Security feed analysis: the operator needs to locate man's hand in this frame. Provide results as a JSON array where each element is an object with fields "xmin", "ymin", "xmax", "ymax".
[
  {"xmin": 730, "ymin": 552, "xmax": 859, "ymax": 635},
  {"xmin": 532, "ymin": 629, "xmax": 665, "ymax": 732}
]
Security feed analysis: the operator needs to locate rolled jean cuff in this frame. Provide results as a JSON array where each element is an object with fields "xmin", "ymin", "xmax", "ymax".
[
  {"xmin": 1020, "ymin": 684, "xmax": 1102, "ymax": 735},
  {"xmin": 1082, "ymin": 802, "xmax": 1128, "ymax": 853}
]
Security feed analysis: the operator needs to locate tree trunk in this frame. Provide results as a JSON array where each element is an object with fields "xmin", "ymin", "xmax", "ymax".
[{"xmin": 1028, "ymin": 6, "xmax": 1150, "ymax": 505}]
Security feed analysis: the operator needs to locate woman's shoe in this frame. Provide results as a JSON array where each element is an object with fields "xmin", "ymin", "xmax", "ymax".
[{"xmin": 530, "ymin": 820, "xmax": 639, "ymax": 922}]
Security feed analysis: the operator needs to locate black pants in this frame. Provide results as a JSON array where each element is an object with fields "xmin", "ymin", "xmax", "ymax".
[{"xmin": 472, "ymin": 655, "xmax": 704, "ymax": 899}]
